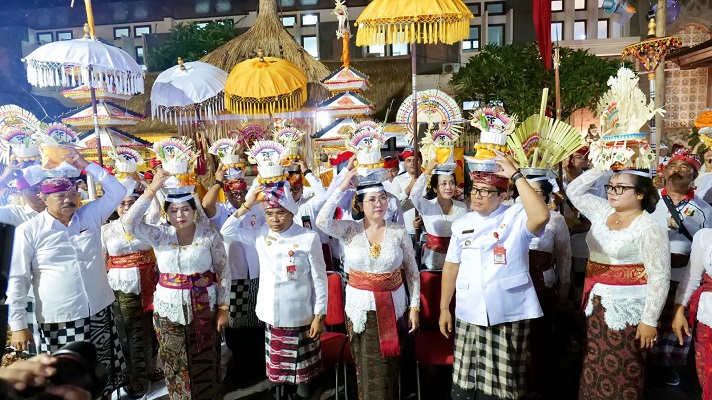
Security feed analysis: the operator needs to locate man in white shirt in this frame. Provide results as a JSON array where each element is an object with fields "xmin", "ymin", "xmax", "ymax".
[
  {"xmin": 202, "ymin": 166, "xmax": 265, "ymax": 386},
  {"xmin": 650, "ymin": 149, "xmax": 712, "ymax": 385},
  {"xmin": 390, "ymin": 148, "xmax": 418, "ymax": 239},
  {"xmin": 8, "ymin": 150, "xmax": 127, "ymax": 397},
  {"xmin": 221, "ymin": 180, "xmax": 328, "ymax": 399},
  {"xmin": 0, "ymin": 165, "xmax": 45, "ymax": 226},
  {"xmin": 440, "ymin": 158, "xmax": 550, "ymax": 400}
]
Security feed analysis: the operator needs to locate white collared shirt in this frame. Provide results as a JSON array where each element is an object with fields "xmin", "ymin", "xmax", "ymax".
[
  {"xmin": 221, "ymin": 217, "xmax": 328, "ymax": 328},
  {"xmin": 445, "ymin": 203, "xmax": 543, "ymax": 326},
  {"xmin": 390, "ymin": 172, "xmax": 416, "ymax": 234},
  {"xmin": 7, "ymin": 163, "xmax": 125, "ymax": 330},
  {"xmin": 210, "ymin": 201, "xmax": 264, "ymax": 280},
  {"xmin": 0, "ymin": 204, "xmax": 39, "ymax": 227}
]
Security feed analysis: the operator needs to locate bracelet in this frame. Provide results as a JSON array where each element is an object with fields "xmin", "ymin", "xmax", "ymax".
[
  {"xmin": 511, "ymin": 172, "xmax": 524, "ymax": 183},
  {"xmin": 408, "ymin": 306, "xmax": 420, "ymax": 312},
  {"xmin": 146, "ymin": 186, "xmax": 157, "ymax": 196},
  {"xmin": 218, "ymin": 304, "xmax": 229, "ymax": 311},
  {"xmin": 241, "ymin": 203, "xmax": 251, "ymax": 212},
  {"xmin": 214, "ymin": 180, "xmax": 224, "ymax": 187},
  {"xmin": 509, "ymin": 168, "xmax": 521, "ymax": 179},
  {"xmin": 303, "ymin": 169, "xmax": 312, "ymax": 175}
]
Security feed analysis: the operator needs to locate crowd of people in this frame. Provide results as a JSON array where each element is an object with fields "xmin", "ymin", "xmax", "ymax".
[{"xmin": 0, "ymin": 138, "xmax": 711, "ymax": 400}]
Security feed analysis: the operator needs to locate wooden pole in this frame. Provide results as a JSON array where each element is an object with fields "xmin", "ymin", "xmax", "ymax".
[{"xmin": 654, "ymin": 0, "xmax": 667, "ymax": 149}]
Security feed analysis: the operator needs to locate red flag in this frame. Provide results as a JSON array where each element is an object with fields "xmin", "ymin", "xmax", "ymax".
[{"xmin": 533, "ymin": 0, "xmax": 553, "ymax": 70}]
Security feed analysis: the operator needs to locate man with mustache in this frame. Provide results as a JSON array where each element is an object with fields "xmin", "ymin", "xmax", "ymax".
[
  {"xmin": 7, "ymin": 148, "xmax": 128, "ymax": 398},
  {"xmin": 650, "ymin": 148, "xmax": 712, "ymax": 386}
]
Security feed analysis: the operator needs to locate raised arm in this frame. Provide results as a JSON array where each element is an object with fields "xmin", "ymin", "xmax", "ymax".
[
  {"xmin": 301, "ymin": 160, "xmax": 328, "ymax": 201},
  {"xmin": 638, "ymin": 221, "xmax": 672, "ymax": 327},
  {"xmin": 219, "ymin": 183, "xmax": 262, "ymax": 245},
  {"xmin": 495, "ymin": 155, "xmax": 549, "ymax": 234},
  {"xmin": 315, "ymin": 168, "xmax": 361, "ymax": 240},
  {"xmin": 121, "ymin": 170, "xmax": 172, "ymax": 247},
  {"xmin": 71, "ymin": 156, "xmax": 124, "ymax": 224},
  {"xmin": 409, "ymin": 163, "xmax": 434, "ymax": 215},
  {"xmin": 202, "ymin": 168, "xmax": 224, "ymax": 218},
  {"xmin": 565, "ymin": 169, "xmax": 611, "ymax": 222}
]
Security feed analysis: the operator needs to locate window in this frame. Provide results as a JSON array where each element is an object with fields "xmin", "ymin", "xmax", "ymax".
[
  {"xmin": 301, "ymin": 13, "xmax": 318, "ymax": 26},
  {"xmin": 574, "ymin": 20, "xmax": 587, "ymax": 40},
  {"xmin": 197, "ymin": 22, "xmax": 210, "ymax": 28},
  {"xmin": 302, "ymin": 35, "xmax": 319, "ymax": 59},
  {"xmin": 487, "ymin": 24, "xmax": 504, "ymax": 45},
  {"xmin": 597, "ymin": 19, "xmax": 609, "ymax": 38},
  {"xmin": 281, "ymin": 0, "xmax": 295, "ymax": 6},
  {"xmin": 552, "ymin": 0, "xmax": 563, "ymax": 12},
  {"xmin": 300, "ymin": 0, "xmax": 318, "ymax": 4},
  {"xmin": 366, "ymin": 44, "xmax": 385, "ymax": 57},
  {"xmin": 136, "ymin": 46, "xmax": 144, "ymax": 65},
  {"xmin": 467, "ymin": 3, "xmax": 481, "ymax": 17},
  {"xmin": 485, "ymin": 2, "xmax": 506, "ymax": 15},
  {"xmin": 462, "ymin": 26, "xmax": 480, "ymax": 51},
  {"xmin": 575, "ymin": 0, "xmax": 586, "ymax": 10},
  {"xmin": 392, "ymin": 41, "xmax": 409, "ymax": 56},
  {"xmin": 282, "ymin": 16, "xmax": 296, "ymax": 27},
  {"xmin": 56, "ymin": 31, "xmax": 72, "ymax": 41},
  {"xmin": 134, "ymin": 25, "xmax": 151, "ymax": 37},
  {"xmin": 551, "ymin": 21, "xmax": 563, "ymax": 41},
  {"xmin": 36, "ymin": 32, "xmax": 53, "ymax": 43},
  {"xmin": 114, "ymin": 27, "xmax": 130, "ymax": 39}
]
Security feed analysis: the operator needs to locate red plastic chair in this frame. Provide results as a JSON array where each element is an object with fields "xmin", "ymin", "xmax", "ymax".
[
  {"xmin": 415, "ymin": 270, "xmax": 455, "ymax": 400},
  {"xmin": 321, "ymin": 272, "xmax": 347, "ymax": 400},
  {"xmin": 322, "ymin": 243, "xmax": 334, "ymax": 271}
]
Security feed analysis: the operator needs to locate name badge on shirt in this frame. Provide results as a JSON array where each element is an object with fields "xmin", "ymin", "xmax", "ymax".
[
  {"xmin": 286, "ymin": 264, "xmax": 297, "ymax": 281},
  {"xmin": 493, "ymin": 245, "xmax": 507, "ymax": 264},
  {"xmin": 462, "ymin": 229, "xmax": 474, "ymax": 234}
]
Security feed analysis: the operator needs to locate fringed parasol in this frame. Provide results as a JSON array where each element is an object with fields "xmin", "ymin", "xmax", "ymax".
[{"xmin": 224, "ymin": 51, "xmax": 308, "ymax": 116}]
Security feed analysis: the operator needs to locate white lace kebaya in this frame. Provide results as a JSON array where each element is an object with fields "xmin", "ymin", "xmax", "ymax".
[
  {"xmin": 566, "ymin": 169, "xmax": 670, "ymax": 330},
  {"xmin": 316, "ymin": 187, "xmax": 420, "ymax": 334},
  {"xmin": 122, "ymin": 196, "xmax": 231, "ymax": 325}
]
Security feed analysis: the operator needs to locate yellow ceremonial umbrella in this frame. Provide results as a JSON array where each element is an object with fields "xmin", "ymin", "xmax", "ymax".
[
  {"xmin": 224, "ymin": 51, "xmax": 308, "ymax": 116},
  {"xmin": 355, "ymin": 0, "xmax": 473, "ymax": 46},
  {"xmin": 355, "ymin": 0, "xmax": 473, "ymax": 177}
]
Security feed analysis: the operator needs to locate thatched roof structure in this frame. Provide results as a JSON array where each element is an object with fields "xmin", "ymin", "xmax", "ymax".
[
  {"xmin": 200, "ymin": 0, "xmax": 330, "ymax": 104},
  {"xmin": 120, "ymin": 57, "xmax": 412, "ymax": 135}
]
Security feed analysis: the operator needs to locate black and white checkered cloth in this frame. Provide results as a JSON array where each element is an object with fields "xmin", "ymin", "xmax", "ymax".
[
  {"xmin": 228, "ymin": 278, "xmax": 261, "ymax": 328},
  {"xmin": 38, "ymin": 306, "xmax": 127, "ymax": 397},
  {"xmin": 451, "ymin": 318, "xmax": 531, "ymax": 399}
]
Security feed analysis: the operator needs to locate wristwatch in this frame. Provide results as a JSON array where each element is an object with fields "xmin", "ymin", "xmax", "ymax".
[
  {"xmin": 314, "ymin": 314, "xmax": 326, "ymax": 321},
  {"xmin": 214, "ymin": 179, "xmax": 224, "ymax": 187}
]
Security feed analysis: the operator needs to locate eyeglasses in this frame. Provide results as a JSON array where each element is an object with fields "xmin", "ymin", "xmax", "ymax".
[
  {"xmin": 604, "ymin": 185, "xmax": 636, "ymax": 195},
  {"xmin": 363, "ymin": 195, "xmax": 388, "ymax": 206},
  {"xmin": 227, "ymin": 191, "xmax": 247, "ymax": 198},
  {"xmin": 470, "ymin": 187, "xmax": 499, "ymax": 198},
  {"xmin": 265, "ymin": 210, "xmax": 290, "ymax": 219}
]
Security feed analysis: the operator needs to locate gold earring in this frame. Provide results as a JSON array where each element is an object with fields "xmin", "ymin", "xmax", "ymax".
[{"xmin": 637, "ymin": 194, "xmax": 644, "ymax": 200}]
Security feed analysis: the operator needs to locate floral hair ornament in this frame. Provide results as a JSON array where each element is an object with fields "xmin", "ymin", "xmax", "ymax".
[
  {"xmin": 274, "ymin": 126, "xmax": 305, "ymax": 172},
  {"xmin": 246, "ymin": 140, "xmax": 288, "ymax": 184},
  {"xmin": 589, "ymin": 67, "xmax": 664, "ymax": 173},
  {"xmin": 151, "ymin": 137, "xmax": 198, "ymax": 198},
  {"xmin": 344, "ymin": 120, "xmax": 388, "ymax": 186},
  {"xmin": 108, "ymin": 146, "xmax": 144, "ymax": 196}
]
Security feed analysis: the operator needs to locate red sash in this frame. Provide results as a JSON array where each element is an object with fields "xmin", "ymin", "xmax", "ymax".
[
  {"xmin": 689, "ymin": 273, "xmax": 712, "ymax": 327},
  {"xmin": 348, "ymin": 269, "xmax": 403, "ymax": 357},
  {"xmin": 424, "ymin": 234, "xmax": 451, "ymax": 254},
  {"xmin": 582, "ymin": 260, "xmax": 647, "ymax": 310},
  {"xmin": 108, "ymin": 251, "xmax": 157, "ymax": 313},
  {"xmin": 159, "ymin": 271, "xmax": 216, "ymax": 352}
]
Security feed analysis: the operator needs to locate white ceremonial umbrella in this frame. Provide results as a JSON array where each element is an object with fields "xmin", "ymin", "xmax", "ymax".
[
  {"xmin": 23, "ymin": 23, "xmax": 144, "ymax": 166},
  {"xmin": 151, "ymin": 58, "xmax": 228, "ymax": 125}
]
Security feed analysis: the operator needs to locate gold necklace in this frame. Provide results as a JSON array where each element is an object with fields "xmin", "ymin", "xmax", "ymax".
[
  {"xmin": 614, "ymin": 212, "xmax": 639, "ymax": 225},
  {"xmin": 369, "ymin": 242, "xmax": 381, "ymax": 258}
]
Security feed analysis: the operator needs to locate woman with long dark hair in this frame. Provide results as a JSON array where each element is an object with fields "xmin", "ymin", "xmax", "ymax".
[
  {"xmin": 567, "ymin": 169, "xmax": 670, "ymax": 400},
  {"xmin": 123, "ymin": 168, "xmax": 230, "ymax": 400},
  {"xmin": 409, "ymin": 159, "xmax": 468, "ymax": 270}
]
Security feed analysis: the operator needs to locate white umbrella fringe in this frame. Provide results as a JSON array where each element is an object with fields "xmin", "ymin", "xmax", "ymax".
[{"xmin": 26, "ymin": 60, "xmax": 144, "ymax": 95}]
